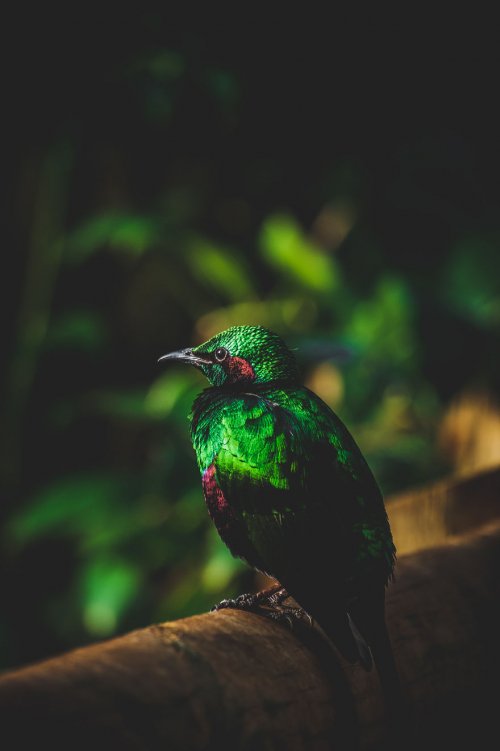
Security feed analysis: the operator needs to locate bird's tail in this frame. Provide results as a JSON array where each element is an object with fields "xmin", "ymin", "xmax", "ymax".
[
  {"xmin": 348, "ymin": 587, "xmax": 404, "ymax": 715},
  {"xmin": 315, "ymin": 607, "xmax": 373, "ymax": 670},
  {"xmin": 347, "ymin": 612, "xmax": 373, "ymax": 670}
]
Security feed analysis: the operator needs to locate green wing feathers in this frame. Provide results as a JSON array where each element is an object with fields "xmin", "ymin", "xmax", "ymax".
[{"xmin": 191, "ymin": 386, "xmax": 395, "ymax": 587}]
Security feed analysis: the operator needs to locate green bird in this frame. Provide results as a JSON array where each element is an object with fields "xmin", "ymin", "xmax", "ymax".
[{"xmin": 159, "ymin": 325, "xmax": 398, "ymax": 697}]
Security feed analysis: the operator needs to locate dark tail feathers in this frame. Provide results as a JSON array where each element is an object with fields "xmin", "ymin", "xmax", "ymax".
[
  {"xmin": 317, "ymin": 608, "xmax": 373, "ymax": 670},
  {"xmin": 348, "ymin": 589, "xmax": 404, "ymax": 714},
  {"xmin": 347, "ymin": 612, "xmax": 373, "ymax": 670}
]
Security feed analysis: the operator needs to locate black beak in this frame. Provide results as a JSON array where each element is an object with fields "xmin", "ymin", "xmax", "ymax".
[{"xmin": 157, "ymin": 348, "xmax": 212, "ymax": 366}]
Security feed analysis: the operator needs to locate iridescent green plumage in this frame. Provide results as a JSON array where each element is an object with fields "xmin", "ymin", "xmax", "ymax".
[
  {"xmin": 159, "ymin": 325, "xmax": 398, "ymax": 688},
  {"xmin": 191, "ymin": 384, "xmax": 394, "ymax": 586}
]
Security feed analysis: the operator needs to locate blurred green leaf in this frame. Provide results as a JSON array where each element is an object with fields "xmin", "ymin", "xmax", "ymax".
[
  {"xmin": 131, "ymin": 49, "xmax": 185, "ymax": 81},
  {"xmin": 89, "ymin": 390, "xmax": 150, "ymax": 420},
  {"xmin": 45, "ymin": 310, "xmax": 106, "ymax": 351},
  {"xmin": 66, "ymin": 213, "xmax": 161, "ymax": 261},
  {"xmin": 81, "ymin": 558, "xmax": 141, "ymax": 637},
  {"xmin": 8, "ymin": 475, "xmax": 124, "ymax": 544},
  {"xmin": 7, "ymin": 473, "xmax": 179, "ymax": 563},
  {"xmin": 170, "ymin": 488, "xmax": 207, "ymax": 534},
  {"xmin": 444, "ymin": 234, "xmax": 500, "ymax": 325},
  {"xmin": 204, "ymin": 68, "xmax": 239, "ymax": 109},
  {"xmin": 344, "ymin": 277, "xmax": 416, "ymax": 368},
  {"xmin": 146, "ymin": 372, "xmax": 198, "ymax": 419},
  {"xmin": 260, "ymin": 214, "xmax": 340, "ymax": 293},
  {"xmin": 201, "ymin": 540, "xmax": 242, "ymax": 593},
  {"xmin": 187, "ymin": 237, "xmax": 255, "ymax": 301}
]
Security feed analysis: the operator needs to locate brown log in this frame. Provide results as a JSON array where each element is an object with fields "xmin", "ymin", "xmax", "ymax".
[
  {"xmin": 387, "ymin": 463, "xmax": 500, "ymax": 554},
  {"xmin": 1, "ymin": 522, "xmax": 499, "ymax": 750}
]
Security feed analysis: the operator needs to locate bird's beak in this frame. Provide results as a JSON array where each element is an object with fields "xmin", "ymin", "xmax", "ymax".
[{"xmin": 157, "ymin": 348, "xmax": 212, "ymax": 367}]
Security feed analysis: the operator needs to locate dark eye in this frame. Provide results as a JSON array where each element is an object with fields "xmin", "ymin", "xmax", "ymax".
[{"xmin": 214, "ymin": 347, "xmax": 229, "ymax": 363}]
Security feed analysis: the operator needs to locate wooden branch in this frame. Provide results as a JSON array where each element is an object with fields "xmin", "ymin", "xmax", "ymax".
[
  {"xmin": 387, "ymin": 464, "xmax": 500, "ymax": 554},
  {"xmin": 1, "ymin": 522, "xmax": 499, "ymax": 750}
]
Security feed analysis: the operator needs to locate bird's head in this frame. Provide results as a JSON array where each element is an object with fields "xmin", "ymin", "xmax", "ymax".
[{"xmin": 158, "ymin": 325, "xmax": 300, "ymax": 387}]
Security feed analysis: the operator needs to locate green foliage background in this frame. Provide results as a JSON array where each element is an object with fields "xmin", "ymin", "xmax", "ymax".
[{"xmin": 1, "ymin": 14, "xmax": 500, "ymax": 669}]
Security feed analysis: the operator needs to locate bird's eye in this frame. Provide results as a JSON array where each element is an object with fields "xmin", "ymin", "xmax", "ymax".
[{"xmin": 214, "ymin": 347, "xmax": 229, "ymax": 363}]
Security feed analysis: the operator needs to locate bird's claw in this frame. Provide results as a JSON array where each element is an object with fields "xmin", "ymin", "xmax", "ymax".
[
  {"xmin": 211, "ymin": 592, "xmax": 263, "ymax": 612},
  {"xmin": 211, "ymin": 585, "xmax": 314, "ymax": 635},
  {"xmin": 211, "ymin": 589, "xmax": 313, "ymax": 635},
  {"xmin": 211, "ymin": 584, "xmax": 287, "ymax": 613},
  {"xmin": 268, "ymin": 606, "xmax": 313, "ymax": 630},
  {"xmin": 266, "ymin": 587, "xmax": 288, "ymax": 606}
]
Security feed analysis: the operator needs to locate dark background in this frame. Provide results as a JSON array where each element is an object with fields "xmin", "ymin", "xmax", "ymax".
[{"xmin": 1, "ymin": 11, "xmax": 499, "ymax": 670}]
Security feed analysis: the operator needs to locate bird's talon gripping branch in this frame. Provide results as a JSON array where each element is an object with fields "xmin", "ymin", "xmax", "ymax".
[
  {"xmin": 211, "ymin": 584, "xmax": 287, "ymax": 613},
  {"xmin": 266, "ymin": 587, "xmax": 289, "ymax": 606},
  {"xmin": 211, "ymin": 598, "xmax": 241, "ymax": 612},
  {"xmin": 303, "ymin": 611, "xmax": 313, "ymax": 627},
  {"xmin": 211, "ymin": 592, "xmax": 263, "ymax": 612},
  {"xmin": 270, "ymin": 612, "xmax": 294, "ymax": 629},
  {"xmin": 266, "ymin": 606, "xmax": 310, "ymax": 630},
  {"xmin": 210, "ymin": 600, "xmax": 225, "ymax": 612}
]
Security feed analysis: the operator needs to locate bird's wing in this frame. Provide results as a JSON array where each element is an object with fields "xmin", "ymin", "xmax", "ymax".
[{"xmin": 211, "ymin": 389, "xmax": 395, "ymax": 586}]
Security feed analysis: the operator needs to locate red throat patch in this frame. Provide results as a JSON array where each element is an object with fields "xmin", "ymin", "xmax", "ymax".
[{"xmin": 226, "ymin": 356, "xmax": 255, "ymax": 383}]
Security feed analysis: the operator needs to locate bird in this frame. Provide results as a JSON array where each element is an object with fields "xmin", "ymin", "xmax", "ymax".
[{"xmin": 159, "ymin": 325, "xmax": 400, "ymax": 703}]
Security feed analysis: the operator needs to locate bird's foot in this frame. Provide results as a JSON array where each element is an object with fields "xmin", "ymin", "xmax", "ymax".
[
  {"xmin": 211, "ymin": 587, "xmax": 313, "ymax": 633},
  {"xmin": 211, "ymin": 593, "xmax": 259, "ymax": 612},
  {"xmin": 267, "ymin": 606, "xmax": 313, "ymax": 630},
  {"xmin": 211, "ymin": 584, "xmax": 287, "ymax": 613},
  {"xmin": 265, "ymin": 587, "xmax": 289, "ymax": 606}
]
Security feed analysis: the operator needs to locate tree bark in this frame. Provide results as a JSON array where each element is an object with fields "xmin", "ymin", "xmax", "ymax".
[
  {"xmin": 1, "ymin": 522, "xmax": 499, "ymax": 750},
  {"xmin": 387, "ymin": 464, "xmax": 500, "ymax": 554}
]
